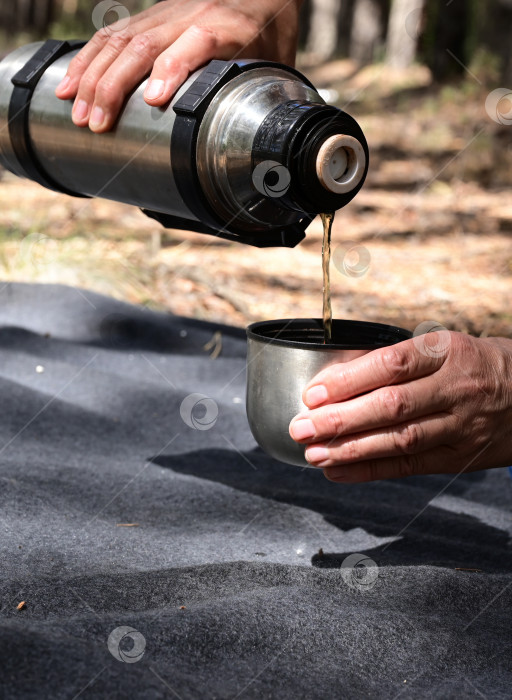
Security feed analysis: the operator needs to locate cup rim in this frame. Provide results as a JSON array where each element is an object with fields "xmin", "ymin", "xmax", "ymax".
[{"xmin": 246, "ymin": 318, "xmax": 411, "ymax": 350}]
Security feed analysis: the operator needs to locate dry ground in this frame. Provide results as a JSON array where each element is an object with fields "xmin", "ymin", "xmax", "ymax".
[{"xmin": 0, "ymin": 59, "xmax": 511, "ymax": 337}]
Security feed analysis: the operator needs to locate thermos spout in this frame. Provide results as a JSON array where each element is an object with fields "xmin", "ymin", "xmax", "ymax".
[{"xmin": 315, "ymin": 134, "xmax": 366, "ymax": 195}]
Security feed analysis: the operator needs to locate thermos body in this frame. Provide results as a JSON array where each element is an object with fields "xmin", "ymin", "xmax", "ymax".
[
  {"xmin": 0, "ymin": 40, "xmax": 369, "ymax": 247},
  {"xmin": 0, "ymin": 42, "xmax": 203, "ymax": 220}
]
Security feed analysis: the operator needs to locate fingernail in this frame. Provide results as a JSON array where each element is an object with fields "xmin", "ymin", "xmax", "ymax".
[
  {"xmin": 57, "ymin": 75, "xmax": 71, "ymax": 92},
  {"xmin": 72, "ymin": 99, "xmax": 89, "ymax": 122},
  {"xmin": 305, "ymin": 446, "xmax": 329, "ymax": 464},
  {"xmin": 89, "ymin": 105, "xmax": 105, "ymax": 129},
  {"xmin": 305, "ymin": 385, "xmax": 328, "ymax": 407},
  {"xmin": 144, "ymin": 79, "xmax": 165, "ymax": 101},
  {"xmin": 290, "ymin": 418, "xmax": 316, "ymax": 441}
]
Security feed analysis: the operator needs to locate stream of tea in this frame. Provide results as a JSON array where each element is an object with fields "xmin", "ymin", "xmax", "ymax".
[{"xmin": 320, "ymin": 212, "xmax": 334, "ymax": 344}]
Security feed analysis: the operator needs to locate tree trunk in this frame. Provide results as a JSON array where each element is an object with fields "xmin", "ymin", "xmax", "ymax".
[
  {"xmin": 31, "ymin": 0, "xmax": 54, "ymax": 34},
  {"xmin": 337, "ymin": 0, "xmax": 357, "ymax": 57},
  {"xmin": 423, "ymin": 0, "xmax": 469, "ymax": 81},
  {"xmin": 386, "ymin": 0, "xmax": 426, "ymax": 68},
  {"xmin": 350, "ymin": 0, "xmax": 385, "ymax": 64},
  {"xmin": 0, "ymin": 0, "xmax": 55, "ymax": 34},
  {"xmin": 490, "ymin": 0, "xmax": 512, "ymax": 84},
  {"xmin": 306, "ymin": 0, "xmax": 345, "ymax": 61}
]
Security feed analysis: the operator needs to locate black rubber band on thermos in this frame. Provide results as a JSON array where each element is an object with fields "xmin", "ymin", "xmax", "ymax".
[{"xmin": 8, "ymin": 38, "xmax": 89, "ymax": 198}]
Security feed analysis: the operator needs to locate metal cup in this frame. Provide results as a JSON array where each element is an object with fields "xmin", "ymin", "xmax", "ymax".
[{"xmin": 246, "ymin": 319, "xmax": 411, "ymax": 467}]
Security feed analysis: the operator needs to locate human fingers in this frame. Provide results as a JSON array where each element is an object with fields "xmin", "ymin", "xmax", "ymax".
[
  {"xmin": 77, "ymin": 28, "xmax": 180, "ymax": 131},
  {"xmin": 66, "ymin": 19, "xmax": 179, "ymax": 129},
  {"xmin": 320, "ymin": 443, "xmax": 488, "ymax": 483},
  {"xmin": 302, "ymin": 334, "xmax": 451, "ymax": 410},
  {"xmin": 65, "ymin": 21, "xmax": 240, "ymax": 130},
  {"xmin": 143, "ymin": 25, "xmax": 223, "ymax": 107},
  {"xmin": 290, "ymin": 375, "xmax": 448, "ymax": 444},
  {"xmin": 303, "ymin": 412, "xmax": 456, "ymax": 468},
  {"xmin": 55, "ymin": 3, "xmax": 163, "ymax": 100}
]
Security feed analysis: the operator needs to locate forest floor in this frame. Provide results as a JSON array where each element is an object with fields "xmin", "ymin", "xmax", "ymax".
[{"xmin": 1, "ymin": 58, "xmax": 511, "ymax": 337}]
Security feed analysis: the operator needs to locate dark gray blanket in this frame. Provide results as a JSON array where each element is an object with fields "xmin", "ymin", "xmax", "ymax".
[{"xmin": 0, "ymin": 282, "xmax": 511, "ymax": 699}]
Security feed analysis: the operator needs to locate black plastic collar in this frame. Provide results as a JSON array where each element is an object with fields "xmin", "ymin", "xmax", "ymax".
[
  {"xmin": 144, "ymin": 59, "xmax": 315, "ymax": 248},
  {"xmin": 8, "ymin": 38, "xmax": 88, "ymax": 198},
  {"xmin": 252, "ymin": 101, "xmax": 369, "ymax": 214}
]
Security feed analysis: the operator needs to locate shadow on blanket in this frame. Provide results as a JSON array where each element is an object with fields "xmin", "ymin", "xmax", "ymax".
[{"xmin": 151, "ymin": 449, "xmax": 510, "ymax": 573}]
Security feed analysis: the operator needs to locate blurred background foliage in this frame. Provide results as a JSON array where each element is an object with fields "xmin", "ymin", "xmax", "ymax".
[{"xmin": 2, "ymin": 0, "xmax": 512, "ymax": 82}]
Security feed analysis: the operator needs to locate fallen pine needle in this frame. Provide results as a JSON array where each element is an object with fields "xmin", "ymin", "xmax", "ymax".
[
  {"xmin": 203, "ymin": 331, "xmax": 222, "ymax": 359},
  {"xmin": 116, "ymin": 523, "xmax": 140, "ymax": 527}
]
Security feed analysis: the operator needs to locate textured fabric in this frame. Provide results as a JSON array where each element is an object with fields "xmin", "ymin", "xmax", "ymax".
[{"xmin": 0, "ymin": 282, "xmax": 511, "ymax": 699}]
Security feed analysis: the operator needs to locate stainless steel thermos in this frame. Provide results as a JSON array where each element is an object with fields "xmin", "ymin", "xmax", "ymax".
[{"xmin": 0, "ymin": 39, "xmax": 369, "ymax": 247}]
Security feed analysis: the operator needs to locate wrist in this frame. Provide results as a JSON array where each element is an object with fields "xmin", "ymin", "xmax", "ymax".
[{"xmin": 483, "ymin": 335, "xmax": 512, "ymax": 415}]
